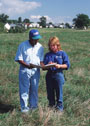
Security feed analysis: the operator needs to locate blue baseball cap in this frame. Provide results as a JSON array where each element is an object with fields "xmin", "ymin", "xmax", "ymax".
[{"xmin": 29, "ymin": 29, "xmax": 42, "ymax": 39}]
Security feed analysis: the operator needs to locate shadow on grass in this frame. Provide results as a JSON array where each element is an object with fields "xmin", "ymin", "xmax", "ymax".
[{"xmin": 0, "ymin": 102, "xmax": 14, "ymax": 113}]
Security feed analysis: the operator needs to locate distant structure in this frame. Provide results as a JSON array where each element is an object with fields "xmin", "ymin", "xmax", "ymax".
[
  {"xmin": 29, "ymin": 23, "xmax": 40, "ymax": 28},
  {"xmin": 4, "ymin": 23, "xmax": 10, "ymax": 31}
]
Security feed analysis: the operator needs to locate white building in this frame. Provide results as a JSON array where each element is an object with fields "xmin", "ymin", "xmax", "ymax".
[
  {"xmin": 59, "ymin": 24, "xmax": 64, "ymax": 28},
  {"xmin": 4, "ymin": 23, "xmax": 10, "ymax": 30},
  {"xmin": 29, "ymin": 23, "xmax": 40, "ymax": 28}
]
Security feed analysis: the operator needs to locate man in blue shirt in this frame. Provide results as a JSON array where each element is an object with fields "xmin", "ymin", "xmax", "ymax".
[{"xmin": 15, "ymin": 29, "xmax": 44, "ymax": 113}]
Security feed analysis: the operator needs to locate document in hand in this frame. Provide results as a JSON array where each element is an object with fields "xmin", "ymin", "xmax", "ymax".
[
  {"xmin": 30, "ymin": 63, "xmax": 56, "ymax": 69},
  {"xmin": 43, "ymin": 63, "xmax": 56, "ymax": 69}
]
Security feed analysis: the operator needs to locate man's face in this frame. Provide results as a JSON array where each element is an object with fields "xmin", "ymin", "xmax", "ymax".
[{"xmin": 30, "ymin": 38, "xmax": 39, "ymax": 46}]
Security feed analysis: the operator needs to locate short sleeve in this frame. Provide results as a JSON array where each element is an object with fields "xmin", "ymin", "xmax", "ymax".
[
  {"xmin": 40, "ymin": 47, "xmax": 44, "ymax": 62},
  {"xmin": 15, "ymin": 44, "xmax": 23, "ymax": 62}
]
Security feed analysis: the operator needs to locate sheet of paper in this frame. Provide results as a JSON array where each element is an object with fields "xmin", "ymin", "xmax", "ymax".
[
  {"xmin": 43, "ymin": 63, "xmax": 57, "ymax": 69},
  {"xmin": 30, "ymin": 63, "xmax": 56, "ymax": 69}
]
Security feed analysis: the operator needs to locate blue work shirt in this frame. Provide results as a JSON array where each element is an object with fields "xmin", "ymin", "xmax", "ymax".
[
  {"xmin": 43, "ymin": 51, "xmax": 70, "ymax": 72},
  {"xmin": 15, "ymin": 40, "xmax": 44, "ymax": 76}
]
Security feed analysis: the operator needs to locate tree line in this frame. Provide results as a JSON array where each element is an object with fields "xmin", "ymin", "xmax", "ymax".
[
  {"xmin": 0, "ymin": 13, "xmax": 47, "ymax": 27},
  {"xmin": 0, "ymin": 13, "xmax": 90, "ymax": 29}
]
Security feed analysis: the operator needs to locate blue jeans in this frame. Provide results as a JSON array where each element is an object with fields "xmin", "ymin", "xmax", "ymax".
[
  {"xmin": 19, "ymin": 69, "xmax": 40, "ymax": 110},
  {"xmin": 46, "ymin": 72, "xmax": 65, "ymax": 106}
]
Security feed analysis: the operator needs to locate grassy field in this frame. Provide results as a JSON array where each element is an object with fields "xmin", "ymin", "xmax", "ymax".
[{"xmin": 0, "ymin": 28, "xmax": 90, "ymax": 126}]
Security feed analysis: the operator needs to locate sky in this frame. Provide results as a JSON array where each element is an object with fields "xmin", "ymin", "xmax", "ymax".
[{"xmin": 0, "ymin": 0, "xmax": 90, "ymax": 24}]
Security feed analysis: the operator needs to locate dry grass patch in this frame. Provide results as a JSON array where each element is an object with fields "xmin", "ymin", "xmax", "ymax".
[
  {"xmin": 38, "ymin": 105, "xmax": 64, "ymax": 126},
  {"xmin": 73, "ymin": 67, "xmax": 85, "ymax": 77}
]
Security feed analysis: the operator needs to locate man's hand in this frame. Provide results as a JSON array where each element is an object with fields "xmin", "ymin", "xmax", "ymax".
[{"xmin": 29, "ymin": 63, "xmax": 35, "ymax": 69}]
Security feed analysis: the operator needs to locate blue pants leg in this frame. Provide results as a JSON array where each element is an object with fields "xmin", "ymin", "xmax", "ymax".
[
  {"xmin": 46, "ymin": 72, "xmax": 65, "ymax": 107},
  {"xmin": 19, "ymin": 71, "xmax": 30, "ymax": 110},
  {"xmin": 46, "ymin": 73, "xmax": 55, "ymax": 106},
  {"xmin": 19, "ymin": 69, "xmax": 40, "ymax": 110},
  {"xmin": 29, "ymin": 71, "xmax": 40, "ymax": 108},
  {"xmin": 55, "ymin": 73, "xmax": 65, "ymax": 105}
]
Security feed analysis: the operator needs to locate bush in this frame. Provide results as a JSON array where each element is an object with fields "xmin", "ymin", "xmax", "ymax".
[{"xmin": 9, "ymin": 26, "xmax": 25, "ymax": 33}]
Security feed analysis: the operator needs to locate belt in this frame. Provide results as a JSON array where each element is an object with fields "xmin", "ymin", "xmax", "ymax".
[{"xmin": 48, "ymin": 70, "xmax": 62, "ymax": 74}]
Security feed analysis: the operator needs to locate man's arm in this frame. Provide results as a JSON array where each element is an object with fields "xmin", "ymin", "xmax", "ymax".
[
  {"xmin": 18, "ymin": 60, "xmax": 34, "ymax": 69},
  {"xmin": 40, "ymin": 61, "xmax": 45, "ymax": 67}
]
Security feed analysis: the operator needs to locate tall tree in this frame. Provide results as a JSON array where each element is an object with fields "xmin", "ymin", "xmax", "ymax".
[
  {"xmin": 0, "ymin": 13, "xmax": 9, "ymax": 23},
  {"xmin": 39, "ymin": 16, "xmax": 46, "ymax": 27},
  {"xmin": 73, "ymin": 14, "xmax": 90, "ymax": 29},
  {"xmin": 18, "ymin": 17, "xmax": 22, "ymax": 23},
  {"xmin": 48, "ymin": 22, "xmax": 53, "ymax": 25},
  {"xmin": 23, "ymin": 18, "xmax": 30, "ymax": 23},
  {"xmin": 65, "ymin": 23, "xmax": 71, "ymax": 28}
]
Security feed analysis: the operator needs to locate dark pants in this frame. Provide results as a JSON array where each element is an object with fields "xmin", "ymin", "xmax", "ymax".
[{"xmin": 46, "ymin": 72, "xmax": 65, "ymax": 106}]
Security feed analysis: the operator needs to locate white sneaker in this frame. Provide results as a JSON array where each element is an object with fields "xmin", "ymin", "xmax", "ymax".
[{"xmin": 21, "ymin": 107, "xmax": 29, "ymax": 113}]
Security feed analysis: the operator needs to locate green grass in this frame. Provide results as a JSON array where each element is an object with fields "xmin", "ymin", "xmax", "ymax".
[{"xmin": 0, "ymin": 28, "xmax": 90, "ymax": 126}]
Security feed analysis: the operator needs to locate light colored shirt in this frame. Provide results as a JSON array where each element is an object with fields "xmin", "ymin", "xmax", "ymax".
[{"xmin": 15, "ymin": 40, "xmax": 44, "ymax": 75}]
